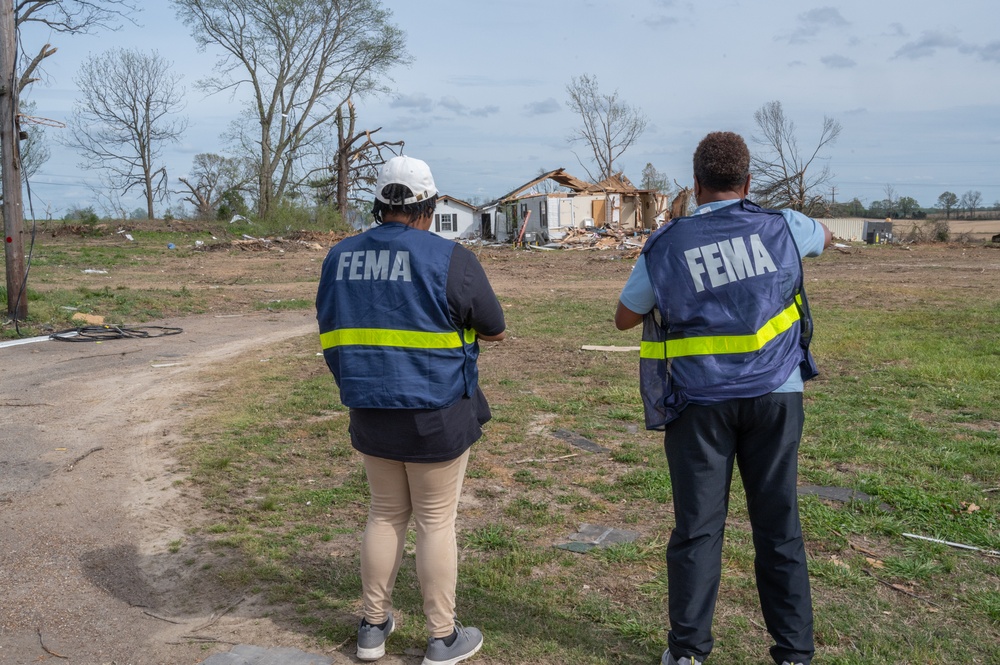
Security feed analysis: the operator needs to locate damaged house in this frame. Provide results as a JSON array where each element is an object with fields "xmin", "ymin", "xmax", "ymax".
[{"xmin": 478, "ymin": 168, "xmax": 671, "ymax": 243}]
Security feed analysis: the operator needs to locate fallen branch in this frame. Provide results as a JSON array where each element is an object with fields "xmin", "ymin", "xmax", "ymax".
[
  {"xmin": 190, "ymin": 595, "xmax": 246, "ymax": 632},
  {"xmin": 514, "ymin": 453, "xmax": 578, "ymax": 464},
  {"xmin": 179, "ymin": 635, "xmax": 232, "ymax": 643},
  {"xmin": 37, "ymin": 628, "xmax": 68, "ymax": 659},
  {"xmin": 65, "ymin": 446, "xmax": 104, "ymax": 472},
  {"xmin": 863, "ymin": 569, "xmax": 941, "ymax": 608},
  {"xmin": 143, "ymin": 610, "xmax": 184, "ymax": 624}
]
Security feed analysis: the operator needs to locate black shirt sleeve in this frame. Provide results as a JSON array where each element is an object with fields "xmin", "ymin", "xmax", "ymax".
[{"xmin": 446, "ymin": 245, "xmax": 506, "ymax": 336}]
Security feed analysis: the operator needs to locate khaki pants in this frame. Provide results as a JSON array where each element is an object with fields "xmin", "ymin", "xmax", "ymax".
[{"xmin": 360, "ymin": 450, "xmax": 470, "ymax": 638}]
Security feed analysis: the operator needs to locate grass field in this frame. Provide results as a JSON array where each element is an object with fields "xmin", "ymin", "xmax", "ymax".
[
  {"xmin": 177, "ymin": 246, "xmax": 998, "ymax": 664},
  {"xmin": 6, "ymin": 227, "xmax": 1000, "ymax": 663}
]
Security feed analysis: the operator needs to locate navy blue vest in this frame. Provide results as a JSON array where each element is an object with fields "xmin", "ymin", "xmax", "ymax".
[
  {"xmin": 639, "ymin": 200, "xmax": 816, "ymax": 430},
  {"xmin": 316, "ymin": 223, "xmax": 478, "ymax": 409}
]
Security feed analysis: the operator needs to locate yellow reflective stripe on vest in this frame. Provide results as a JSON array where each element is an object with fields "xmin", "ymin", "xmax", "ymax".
[
  {"xmin": 320, "ymin": 327, "xmax": 476, "ymax": 350},
  {"xmin": 640, "ymin": 302, "xmax": 800, "ymax": 359}
]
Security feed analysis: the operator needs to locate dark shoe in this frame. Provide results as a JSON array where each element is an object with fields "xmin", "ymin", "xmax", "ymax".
[
  {"xmin": 422, "ymin": 623, "xmax": 483, "ymax": 665},
  {"xmin": 662, "ymin": 652, "xmax": 702, "ymax": 665},
  {"xmin": 357, "ymin": 614, "xmax": 394, "ymax": 661}
]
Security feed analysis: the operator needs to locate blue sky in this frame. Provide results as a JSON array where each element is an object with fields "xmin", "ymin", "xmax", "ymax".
[{"xmin": 18, "ymin": 0, "xmax": 1000, "ymax": 218}]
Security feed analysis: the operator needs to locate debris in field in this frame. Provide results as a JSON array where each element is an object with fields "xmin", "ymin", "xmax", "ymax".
[
  {"xmin": 514, "ymin": 453, "xmax": 578, "ymax": 464},
  {"xmin": 82, "ymin": 269, "xmax": 108, "ymax": 274},
  {"xmin": 552, "ymin": 226, "xmax": 648, "ymax": 256},
  {"xmin": 552, "ymin": 428, "xmax": 609, "ymax": 453},
  {"xmin": 195, "ymin": 232, "xmax": 335, "ymax": 253},
  {"xmin": 66, "ymin": 446, "xmax": 104, "ymax": 472},
  {"xmin": 958, "ymin": 501, "xmax": 980, "ymax": 513},
  {"xmin": 581, "ymin": 345, "xmax": 640, "ymax": 352},
  {"xmin": 556, "ymin": 523, "xmax": 640, "ymax": 553},
  {"xmin": 797, "ymin": 485, "xmax": 892, "ymax": 511},
  {"xmin": 862, "ymin": 569, "xmax": 941, "ymax": 607},
  {"xmin": 901, "ymin": 532, "xmax": 1000, "ymax": 557}
]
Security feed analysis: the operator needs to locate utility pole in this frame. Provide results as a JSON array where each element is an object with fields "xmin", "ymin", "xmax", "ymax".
[{"xmin": 0, "ymin": 1, "xmax": 27, "ymax": 320}]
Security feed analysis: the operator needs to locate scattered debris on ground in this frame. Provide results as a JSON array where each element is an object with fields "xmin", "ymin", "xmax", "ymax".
[
  {"xmin": 556, "ymin": 523, "xmax": 641, "ymax": 553},
  {"xmin": 552, "ymin": 428, "xmax": 610, "ymax": 453},
  {"xmin": 551, "ymin": 227, "xmax": 648, "ymax": 256}
]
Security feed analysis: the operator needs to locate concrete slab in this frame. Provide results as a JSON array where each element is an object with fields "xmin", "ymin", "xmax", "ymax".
[{"xmin": 555, "ymin": 523, "xmax": 640, "ymax": 553}]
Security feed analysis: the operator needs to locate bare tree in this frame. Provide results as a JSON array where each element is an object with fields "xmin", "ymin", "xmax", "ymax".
[
  {"xmin": 960, "ymin": 190, "xmax": 982, "ymax": 218},
  {"xmin": 173, "ymin": 0, "xmax": 408, "ymax": 220},
  {"xmin": 310, "ymin": 98, "xmax": 404, "ymax": 214},
  {"xmin": 882, "ymin": 184, "xmax": 897, "ymax": 218},
  {"xmin": 177, "ymin": 153, "xmax": 254, "ymax": 219},
  {"xmin": 750, "ymin": 100, "xmax": 841, "ymax": 217},
  {"xmin": 1, "ymin": 0, "xmax": 137, "ymax": 319},
  {"xmin": 64, "ymin": 48, "xmax": 187, "ymax": 219},
  {"xmin": 566, "ymin": 74, "xmax": 647, "ymax": 182}
]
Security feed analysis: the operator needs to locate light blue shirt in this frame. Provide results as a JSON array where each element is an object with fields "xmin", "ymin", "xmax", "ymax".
[{"xmin": 619, "ymin": 200, "xmax": 826, "ymax": 393}]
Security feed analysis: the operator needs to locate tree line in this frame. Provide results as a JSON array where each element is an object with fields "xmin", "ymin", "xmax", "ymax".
[{"xmin": 5, "ymin": 0, "xmax": 410, "ymax": 227}]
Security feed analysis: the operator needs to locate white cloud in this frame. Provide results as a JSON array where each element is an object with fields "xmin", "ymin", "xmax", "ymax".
[
  {"xmin": 821, "ymin": 54, "xmax": 857, "ymax": 68},
  {"xmin": 391, "ymin": 93, "xmax": 435, "ymax": 112},
  {"xmin": 524, "ymin": 98, "xmax": 561, "ymax": 116},
  {"xmin": 439, "ymin": 96, "xmax": 467, "ymax": 114},
  {"xmin": 786, "ymin": 6, "xmax": 850, "ymax": 44},
  {"xmin": 470, "ymin": 106, "xmax": 500, "ymax": 118}
]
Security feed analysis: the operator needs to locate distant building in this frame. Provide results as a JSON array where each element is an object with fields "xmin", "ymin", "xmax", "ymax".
[
  {"xmin": 433, "ymin": 195, "xmax": 478, "ymax": 239},
  {"xmin": 477, "ymin": 168, "xmax": 669, "ymax": 243}
]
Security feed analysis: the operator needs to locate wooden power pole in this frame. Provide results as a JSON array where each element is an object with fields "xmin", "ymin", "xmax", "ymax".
[{"xmin": 0, "ymin": 1, "xmax": 27, "ymax": 320}]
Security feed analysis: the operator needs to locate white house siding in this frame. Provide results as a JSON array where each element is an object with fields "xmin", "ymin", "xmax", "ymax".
[
  {"xmin": 819, "ymin": 218, "xmax": 868, "ymax": 242},
  {"xmin": 433, "ymin": 197, "xmax": 477, "ymax": 240}
]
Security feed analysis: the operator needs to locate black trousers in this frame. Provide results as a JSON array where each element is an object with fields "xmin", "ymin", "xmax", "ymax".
[{"xmin": 663, "ymin": 393, "xmax": 814, "ymax": 665}]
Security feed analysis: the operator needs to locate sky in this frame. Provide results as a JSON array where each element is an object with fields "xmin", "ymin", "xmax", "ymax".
[{"xmin": 16, "ymin": 0, "xmax": 1000, "ymax": 219}]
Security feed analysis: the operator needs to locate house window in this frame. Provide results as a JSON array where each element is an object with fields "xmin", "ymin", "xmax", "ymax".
[
  {"xmin": 435, "ymin": 213, "xmax": 455, "ymax": 232},
  {"xmin": 539, "ymin": 201, "xmax": 548, "ymax": 228}
]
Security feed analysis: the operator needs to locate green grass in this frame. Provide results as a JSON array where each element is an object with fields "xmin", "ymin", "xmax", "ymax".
[{"xmin": 171, "ymin": 251, "xmax": 999, "ymax": 663}]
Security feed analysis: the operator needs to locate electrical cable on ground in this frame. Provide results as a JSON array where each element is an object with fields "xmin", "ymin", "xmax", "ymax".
[{"xmin": 49, "ymin": 325, "xmax": 183, "ymax": 342}]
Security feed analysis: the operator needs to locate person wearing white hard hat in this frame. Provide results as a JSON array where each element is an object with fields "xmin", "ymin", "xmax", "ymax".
[{"xmin": 316, "ymin": 155, "xmax": 505, "ymax": 665}]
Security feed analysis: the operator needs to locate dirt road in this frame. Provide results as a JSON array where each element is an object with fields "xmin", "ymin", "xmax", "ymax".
[{"xmin": 0, "ymin": 310, "xmax": 382, "ymax": 665}]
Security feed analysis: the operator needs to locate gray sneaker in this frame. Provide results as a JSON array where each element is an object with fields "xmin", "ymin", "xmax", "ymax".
[
  {"xmin": 662, "ymin": 652, "xmax": 702, "ymax": 665},
  {"xmin": 357, "ymin": 614, "xmax": 394, "ymax": 661},
  {"xmin": 421, "ymin": 623, "xmax": 484, "ymax": 665}
]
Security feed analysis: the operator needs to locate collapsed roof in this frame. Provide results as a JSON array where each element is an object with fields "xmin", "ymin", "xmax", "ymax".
[{"xmin": 492, "ymin": 168, "xmax": 645, "ymax": 205}]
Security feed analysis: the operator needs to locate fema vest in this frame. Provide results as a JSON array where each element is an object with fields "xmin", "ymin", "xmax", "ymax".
[
  {"xmin": 316, "ymin": 223, "xmax": 478, "ymax": 409},
  {"xmin": 639, "ymin": 200, "xmax": 817, "ymax": 430}
]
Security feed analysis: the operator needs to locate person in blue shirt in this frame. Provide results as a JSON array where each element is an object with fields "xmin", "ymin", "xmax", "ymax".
[
  {"xmin": 317, "ymin": 156, "xmax": 505, "ymax": 665},
  {"xmin": 615, "ymin": 132, "xmax": 830, "ymax": 665}
]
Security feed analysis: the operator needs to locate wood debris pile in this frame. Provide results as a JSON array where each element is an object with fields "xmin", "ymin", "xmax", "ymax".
[
  {"xmin": 552, "ymin": 227, "xmax": 648, "ymax": 257},
  {"xmin": 197, "ymin": 235, "xmax": 330, "ymax": 252}
]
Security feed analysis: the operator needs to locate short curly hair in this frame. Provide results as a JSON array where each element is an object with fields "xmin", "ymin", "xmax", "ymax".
[
  {"xmin": 693, "ymin": 131, "xmax": 750, "ymax": 192},
  {"xmin": 372, "ymin": 184, "xmax": 438, "ymax": 224}
]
